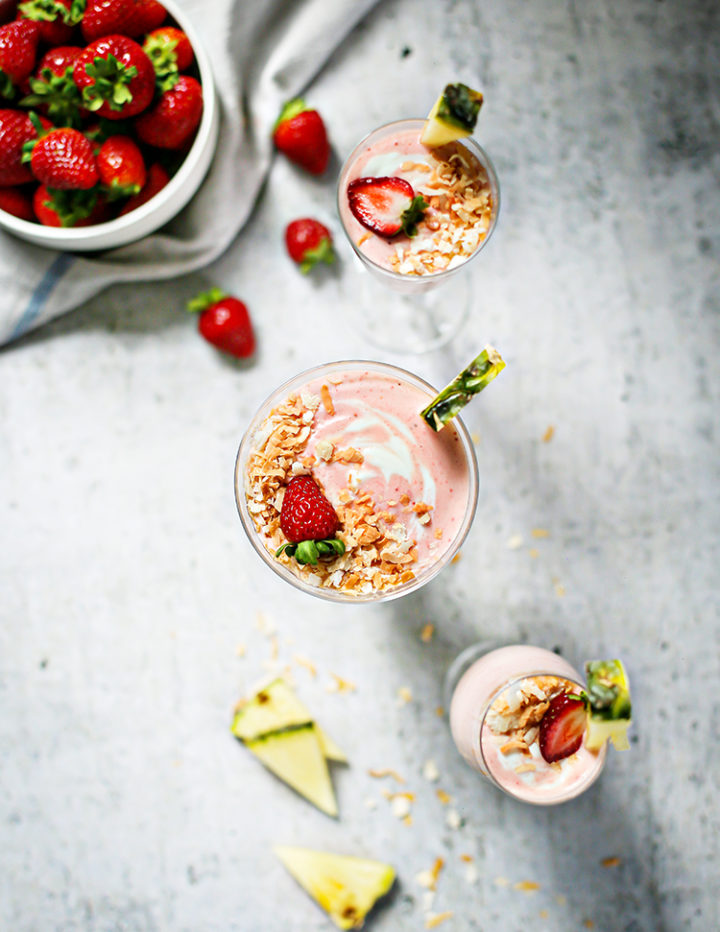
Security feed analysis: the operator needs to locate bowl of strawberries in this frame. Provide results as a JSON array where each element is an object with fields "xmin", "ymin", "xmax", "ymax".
[{"xmin": 0, "ymin": 0, "xmax": 218, "ymax": 250}]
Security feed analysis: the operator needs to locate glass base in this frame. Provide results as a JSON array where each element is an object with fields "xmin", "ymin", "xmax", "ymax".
[{"xmin": 347, "ymin": 257, "xmax": 471, "ymax": 354}]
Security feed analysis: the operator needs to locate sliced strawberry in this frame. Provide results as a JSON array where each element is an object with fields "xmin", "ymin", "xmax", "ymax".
[
  {"xmin": 347, "ymin": 176, "xmax": 427, "ymax": 238},
  {"xmin": 538, "ymin": 693, "xmax": 588, "ymax": 763}
]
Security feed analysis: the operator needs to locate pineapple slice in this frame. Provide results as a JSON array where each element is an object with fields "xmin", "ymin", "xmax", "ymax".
[
  {"xmin": 246, "ymin": 723, "xmax": 338, "ymax": 817},
  {"xmin": 274, "ymin": 846, "xmax": 395, "ymax": 930},
  {"xmin": 420, "ymin": 82, "xmax": 484, "ymax": 147},
  {"xmin": 420, "ymin": 345, "xmax": 505, "ymax": 431},
  {"xmin": 584, "ymin": 659, "xmax": 632, "ymax": 751},
  {"xmin": 231, "ymin": 677, "xmax": 347, "ymax": 763}
]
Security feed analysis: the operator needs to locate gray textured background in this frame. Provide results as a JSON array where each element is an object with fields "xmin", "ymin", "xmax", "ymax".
[{"xmin": 1, "ymin": 0, "xmax": 718, "ymax": 930}]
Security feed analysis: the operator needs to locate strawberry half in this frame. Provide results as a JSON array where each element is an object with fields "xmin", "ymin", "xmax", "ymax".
[
  {"xmin": 276, "ymin": 475, "xmax": 345, "ymax": 565},
  {"xmin": 273, "ymin": 97, "xmax": 329, "ymax": 175},
  {"xmin": 347, "ymin": 176, "xmax": 428, "ymax": 238},
  {"xmin": 285, "ymin": 218, "xmax": 335, "ymax": 273},
  {"xmin": 538, "ymin": 692, "xmax": 588, "ymax": 763},
  {"xmin": 187, "ymin": 287, "xmax": 255, "ymax": 359}
]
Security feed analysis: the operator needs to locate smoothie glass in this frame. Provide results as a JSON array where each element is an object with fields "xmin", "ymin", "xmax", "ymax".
[
  {"xmin": 234, "ymin": 360, "xmax": 479, "ymax": 603},
  {"xmin": 336, "ymin": 118, "xmax": 500, "ymax": 354},
  {"xmin": 447, "ymin": 643, "xmax": 607, "ymax": 805}
]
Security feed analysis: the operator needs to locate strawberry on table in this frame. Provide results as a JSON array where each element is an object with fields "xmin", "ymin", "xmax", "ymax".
[
  {"xmin": 276, "ymin": 476, "xmax": 345, "ymax": 566},
  {"xmin": 0, "ymin": 108, "xmax": 48, "ymax": 185},
  {"xmin": 33, "ymin": 184, "xmax": 106, "ymax": 226},
  {"xmin": 187, "ymin": 288, "xmax": 255, "ymax": 359},
  {"xmin": 0, "ymin": 19, "xmax": 39, "ymax": 99},
  {"xmin": 273, "ymin": 97, "xmax": 329, "ymax": 175},
  {"xmin": 347, "ymin": 176, "xmax": 428, "ymax": 238},
  {"xmin": 73, "ymin": 35, "xmax": 155, "ymax": 120},
  {"xmin": 18, "ymin": 0, "xmax": 79, "ymax": 46},
  {"xmin": 0, "ymin": 185, "xmax": 35, "ymax": 221},
  {"xmin": 117, "ymin": 160, "xmax": 168, "ymax": 214},
  {"xmin": 97, "ymin": 134, "xmax": 145, "ymax": 197},
  {"xmin": 134, "ymin": 74, "xmax": 202, "ymax": 149},
  {"xmin": 285, "ymin": 218, "xmax": 335, "ymax": 273},
  {"xmin": 538, "ymin": 692, "xmax": 588, "ymax": 764},
  {"xmin": 143, "ymin": 26, "xmax": 193, "ymax": 91},
  {"xmin": 24, "ymin": 117, "xmax": 99, "ymax": 190}
]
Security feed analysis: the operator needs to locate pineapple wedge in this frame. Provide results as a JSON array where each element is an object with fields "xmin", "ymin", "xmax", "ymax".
[
  {"xmin": 420, "ymin": 82, "xmax": 484, "ymax": 147},
  {"xmin": 231, "ymin": 677, "xmax": 347, "ymax": 762},
  {"xmin": 584, "ymin": 659, "xmax": 632, "ymax": 751},
  {"xmin": 246, "ymin": 723, "xmax": 338, "ymax": 817},
  {"xmin": 274, "ymin": 846, "xmax": 395, "ymax": 930},
  {"xmin": 420, "ymin": 345, "xmax": 505, "ymax": 431}
]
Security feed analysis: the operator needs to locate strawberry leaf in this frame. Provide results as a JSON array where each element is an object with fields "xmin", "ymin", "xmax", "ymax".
[
  {"xmin": 400, "ymin": 194, "xmax": 429, "ymax": 237},
  {"xmin": 299, "ymin": 237, "xmax": 335, "ymax": 274},
  {"xmin": 187, "ymin": 287, "xmax": 227, "ymax": 314}
]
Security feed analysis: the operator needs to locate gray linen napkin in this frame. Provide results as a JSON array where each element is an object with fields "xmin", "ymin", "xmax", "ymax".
[{"xmin": 0, "ymin": 0, "xmax": 381, "ymax": 345}]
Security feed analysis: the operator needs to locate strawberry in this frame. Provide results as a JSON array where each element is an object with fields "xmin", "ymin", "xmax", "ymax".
[
  {"xmin": 0, "ymin": 185, "xmax": 35, "ymax": 220},
  {"xmin": 33, "ymin": 183, "xmax": 107, "ymax": 226},
  {"xmin": 81, "ymin": 0, "xmax": 138, "ymax": 42},
  {"xmin": 127, "ymin": 0, "xmax": 167, "ymax": 35},
  {"xmin": 25, "ymin": 120, "xmax": 99, "ymax": 189},
  {"xmin": 0, "ymin": 108, "xmax": 48, "ymax": 185},
  {"xmin": 285, "ymin": 218, "xmax": 335, "ymax": 273},
  {"xmin": 272, "ymin": 97, "xmax": 329, "ymax": 175},
  {"xmin": 97, "ymin": 133, "xmax": 145, "ymax": 196},
  {"xmin": 347, "ymin": 176, "xmax": 428, "ymax": 238},
  {"xmin": 538, "ymin": 692, "xmax": 588, "ymax": 763},
  {"xmin": 21, "ymin": 46, "xmax": 84, "ymax": 127},
  {"xmin": 134, "ymin": 74, "xmax": 202, "ymax": 149},
  {"xmin": 143, "ymin": 26, "xmax": 193, "ymax": 92},
  {"xmin": 0, "ymin": 19, "xmax": 39, "ymax": 98},
  {"xmin": 73, "ymin": 35, "xmax": 155, "ymax": 120},
  {"xmin": 18, "ymin": 0, "xmax": 78, "ymax": 46},
  {"xmin": 276, "ymin": 476, "xmax": 345, "ymax": 565},
  {"xmin": 187, "ymin": 288, "xmax": 255, "ymax": 359},
  {"xmin": 117, "ymin": 160, "xmax": 168, "ymax": 214}
]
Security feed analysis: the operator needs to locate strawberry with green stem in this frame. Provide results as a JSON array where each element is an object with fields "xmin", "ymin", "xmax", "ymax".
[
  {"xmin": 33, "ymin": 184, "xmax": 106, "ymax": 227},
  {"xmin": 97, "ymin": 134, "xmax": 146, "ymax": 198},
  {"xmin": 285, "ymin": 218, "xmax": 335, "ymax": 273},
  {"xmin": 276, "ymin": 476, "xmax": 345, "ymax": 566},
  {"xmin": 18, "ymin": 0, "xmax": 81, "ymax": 46},
  {"xmin": 0, "ymin": 107, "xmax": 49, "ymax": 185},
  {"xmin": 273, "ymin": 97, "xmax": 329, "ymax": 175},
  {"xmin": 21, "ymin": 45, "xmax": 85, "ymax": 127},
  {"xmin": 117, "ymin": 161, "xmax": 168, "ymax": 215},
  {"xmin": 143, "ymin": 26, "xmax": 193, "ymax": 92},
  {"xmin": 73, "ymin": 34, "xmax": 155, "ymax": 120},
  {"xmin": 135, "ymin": 74, "xmax": 202, "ymax": 149},
  {"xmin": 0, "ymin": 19, "xmax": 39, "ymax": 99},
  {"xmin": 23, "ymin": 112, "xmax": 98, "ymax": 189},
  {"xmin": 187, "ymin": 288, "xmax": 255, "ymax": 359}
]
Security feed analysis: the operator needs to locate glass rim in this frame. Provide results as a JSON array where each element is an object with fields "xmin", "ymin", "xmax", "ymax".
[
  {"xmin": 476, "ymin": 670, "xmax": 608, "ymax": 805},
  {"xmin": 336, "ymin": 117, "xmax": 501, "ymax": 284},
  {"xmin": 234, "ymin": 359, "xmax": 480, "ymax": 604}
]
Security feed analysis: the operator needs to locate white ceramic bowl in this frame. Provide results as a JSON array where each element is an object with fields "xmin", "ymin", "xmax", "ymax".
[{"xmin": 0, "ymin": 0, "xmax": 219, "ymax": 251}]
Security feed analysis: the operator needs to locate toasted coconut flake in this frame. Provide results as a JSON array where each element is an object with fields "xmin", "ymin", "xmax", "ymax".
[
  {"xmin": 325, "ymin": 673, "xmax": 356, "ymax": 693},
  {"xmin": 293, "ymin": 654, "xmax": 317, "ymax": 677},
  {"xmin": 320, "ymin": 384, "xmax": 335, "ymax": 415},
  {"xmin": 235, "ymin": 643, "xmax": 247, "ymax": 657},
  {"xmin": 391, "ymin": 795, "xmax": 413, "ymax": 819},
  {"xmin": 451, "ymin": 552, "xmax": 462, "ymax": 564},
  {"xmin": 397, "ymin": 686, "xmax": 413, "ymax": 705},
  {"xmin": 445, "ymin": 808, "xmax": 461, "ymax": 829},
  {"xmin": 422, "ymin": 759, "xmax": 440, "ymax": 782},
  {"xmin": 542, "ymin": 424, "xmax": 555, "ymax": 442},
  {"xmin": 368, "ymin": 768, "xmax": 406, "ymax": 784},
  {"xmin": 514, "ymin": 881, "xmax": 540, "ymax": 893},
  {"xmin": 531, "ymin": 528, "xmax": 550, "ymax": 539},
  {"xmin": 601, "ymin": 856, "xmax": 621, "ymax": 868},
  {"xmin": 420, "ymin": 623, "xmax": 435, "ymax": 643},
  {"xmin": 507, "ymin": 534, "xmax": 524, "ymax": 550},
  {"xmin": 425, "ymin": 911, "xmax": 454, "ymax": 928}
]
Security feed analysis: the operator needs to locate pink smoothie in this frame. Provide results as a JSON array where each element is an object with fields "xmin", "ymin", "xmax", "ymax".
[
  {"xmin": 299, "ymin": 368, "xmax": 472, "ymax": 570},
  {"xmin": 449, "ymin": 645, "xmax": 606, "ymax": 804},
  {"xmin": 338, "ymin": 122, "xmax": 495, "ymax": 276}
]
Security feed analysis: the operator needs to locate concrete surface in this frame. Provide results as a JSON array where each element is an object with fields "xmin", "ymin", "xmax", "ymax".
[{"xmin": 1, "ymin": 0, "xmax": 718, "ymax": 930}]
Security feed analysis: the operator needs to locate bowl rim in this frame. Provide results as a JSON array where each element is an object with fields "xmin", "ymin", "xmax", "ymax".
[
  {"xmin": 0, "ymin": 0, "xmax": 217, "ymax": 247},
  {"xmin": 234, "ymin": 359, "xmax": 480, "ymax": 604}
]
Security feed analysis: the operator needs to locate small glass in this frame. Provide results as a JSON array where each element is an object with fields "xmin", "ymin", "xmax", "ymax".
[
  {"xmin": 446, "ymin": 643, "xmax": 607, "ymax": 805},
  {"xmin": 234, "ymin": 360, "xmax": 479, "ymax": 603},
  {"xmin": 336, "ymin": 118, "xmax": 500, "ymax": 354}
]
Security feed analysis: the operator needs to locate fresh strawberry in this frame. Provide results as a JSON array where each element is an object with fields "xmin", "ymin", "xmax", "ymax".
[
  {"xmin": 187, "ymin": 288, "xmax": 255, "ymax": 359},
  {"xmin": 285, "ymin": 218, "xmax": 335, "ymax": 273},
  {"xmin": 538, "ymin": 692, "xmax": 588, "ymax": 763},
  {"xmin": 134, "ymin": 74, "xmax": 202, "ymax": 149},
  {"xmin": 143, "ymin": 26, "xmax": 193, "ymax": 91},
  {"xmin": 25, "ymin": 119, "xmax": 99, "ymax": 190},
  {"xmin": 0, "ymin": 108, "xmax": 48, "ymax": 185},
  {"xmin": 73, "ymin": 35, "xmax": 155, "ymax": 120},
  {"xmin": 127, "ymin": 0, "xmax": 167, "ymax": 35},
  {"xmin": 0, "ymin": 19, "xmax": 39, "ymax": 98},
  {"xmin": 18, "ymin": 0, "xmax": 78, "ymax": 46},
  {"xmin": 33, "ymin": 183, "xmax": 107, "ymax": 226},
  {"xmin": 97, "ymin": 133, "xmax": 145, "ymax": 196},
  {"xmin": 0, "ymin": 185, "xmax": 35, "ymax": 220},
  {"xmin": 81, "ymin": 0, "xmax": 138, "ymax": 42},
  {"xmin": 117, "ymin": 160, "xmax": 168, "ymax": 214},
  {"xmin": 276, "ymin": 475, "xmax": 344, "ymax": 568},
  {"xmin": 21, "ymin": 46, "xmax": 84, "ymax": 127},
  {"xmin": 347, "ymin": 176, "xmax": 428, "ymax": 238},
  {"xmin": 272, "ymin": 97, "xmax": 329, "ymax": 175}
]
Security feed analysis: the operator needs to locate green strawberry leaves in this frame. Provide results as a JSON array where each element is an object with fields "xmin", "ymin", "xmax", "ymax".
[
  {"xmin": 81, "ymin": 54, "xmax": 138, "ymax": 112},
  {"xmin": 276, "ymin": 538, "xmax": 346, "ymax": 566}
]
